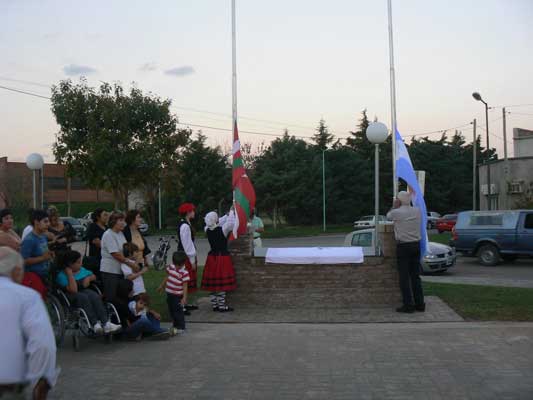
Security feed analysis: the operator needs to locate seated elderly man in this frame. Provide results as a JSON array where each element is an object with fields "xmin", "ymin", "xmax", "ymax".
[
  {"xmin": 386, "ymin": 191, "xmax": 425, "ymax": 314},
  {"xmin": 0, "ymin": 247, "xmax": 59, "ymax": 400}
]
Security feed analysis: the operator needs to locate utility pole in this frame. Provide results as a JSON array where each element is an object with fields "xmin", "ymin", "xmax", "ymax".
[
  {"xmin": 502, "ymin": 107, "xmax": 509, "ymax": 209},
  {"xmin": 472, "ymin": 119, "xmax": 477, "ymax": 211}
]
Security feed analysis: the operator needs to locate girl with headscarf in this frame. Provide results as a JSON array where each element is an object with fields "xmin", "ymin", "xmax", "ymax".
[{"xmin": 201, "ymin": 210, "xmax": 237, "ymax": 312}]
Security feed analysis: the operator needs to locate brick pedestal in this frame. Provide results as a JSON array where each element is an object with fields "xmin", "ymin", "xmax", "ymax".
[{"xmin": 228, "ymin": 226, "xmax": 401, "ymax": 308}]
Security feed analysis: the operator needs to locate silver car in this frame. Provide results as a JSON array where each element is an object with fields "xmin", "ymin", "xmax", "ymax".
[{"xmin": 344, "ymin": 228, "xmax": 456, "ymax": 273}]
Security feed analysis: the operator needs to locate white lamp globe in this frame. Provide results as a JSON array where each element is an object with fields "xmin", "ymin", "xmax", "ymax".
[
  {"xmin": 26, "ymin": 153, "xmax": 44, "ymax": 170},
  {"xmin": 366, "ymin": 122, "xmax": 389, "ymax": 144}
]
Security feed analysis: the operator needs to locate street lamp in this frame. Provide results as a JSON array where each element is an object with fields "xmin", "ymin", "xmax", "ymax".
[
  {"xmin": 472, "ymin": 92, "xmax": 491, "ymax": 210},
  {"xmin": 366, "ymin": 122, "xmax": 389, "ymax": 256},
  {"xmin": 322, "ymin": 149, "xmax": 329, "ymax": 232},
  {"xmin": 26, "ymin": 153, "xmax": 44, "ymax": 209}
]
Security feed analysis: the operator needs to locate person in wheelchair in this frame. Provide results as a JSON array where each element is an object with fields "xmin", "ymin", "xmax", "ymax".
[{"xmin": 55, "ymin": 250, "xmax": 121, "ymax": 335}]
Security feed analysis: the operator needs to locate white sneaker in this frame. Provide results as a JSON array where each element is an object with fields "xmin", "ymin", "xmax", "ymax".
[
  {"xmin": 93, "ymin": 322, "xmax": 104, "ymax": 334},
  {"xmin": 104, "ymin": 321, "xmax": 122, "ymax": 334},
  {"xmin": 169, "ymin": 327, "xmax": 178, "ymax": 336}
]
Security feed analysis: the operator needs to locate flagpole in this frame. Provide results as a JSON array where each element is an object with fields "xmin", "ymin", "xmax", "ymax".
[
  {"xmin": 387, "ymin": 0, "xmax": 398, "ymax": 196},
  {"xmin": 231, "ymin": 0, "xmax": 237, "ymax": 209}
]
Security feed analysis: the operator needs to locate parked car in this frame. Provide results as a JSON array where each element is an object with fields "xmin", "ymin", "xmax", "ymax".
[
  {"xmin": 353, "ymin": 215, "xmax": 392, "ymax": 230},
  {"xmin": 80, "ymin": 212, "xmax": 148, "ymax": 235},
  {"xmin": 436, "ymin": 214, "xmax": 457, "ymax": 233},
  {"xmin": 344, "ymin": 228, "xmax": 456, "ymax": 273},
  {"xmin": 426, "ymin": 211, "xmax": 441, "ymax": 229},
  {"xmin": 451, "ymin": 210, "xmax": 533, "ymax": 266},
  {"xmin": 60, "ymin": 216, "xmax": 87, "ymax": 242}
]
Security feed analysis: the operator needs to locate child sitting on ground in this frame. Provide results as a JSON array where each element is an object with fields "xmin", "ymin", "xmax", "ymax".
[
  {"xmin": 56, "ymin": 250, "xmax": 121, "ymax": 334},
  {"xmin": 157, "ymin": 251, "xmax": 189, "ymax": 336},
  {"xmin": 121, "ymin": 242, "xmax": 148, "ymax": 298}
]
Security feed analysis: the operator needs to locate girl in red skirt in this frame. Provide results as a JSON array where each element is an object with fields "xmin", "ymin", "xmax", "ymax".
[
  {"xmin": 201, "ymin": 211, "xmax": 236, "ymax": 312},
  {"xmin": 177, "ymin": 203, "xmax": 198, "ymax": 311}
]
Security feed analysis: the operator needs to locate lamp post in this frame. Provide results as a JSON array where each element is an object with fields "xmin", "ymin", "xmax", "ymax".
[
  {"xmin": 472, "ymin": 92, "xmax": 491, "ymax": 210},
  {"xmin": 26, "ymin": 153, "xmax": 44, "ymax": 209},
  {"xmin": 322, "ymin": 149, "xmax": 327, "ymax": 232},
  {"xmin": 366, "ymin": 122, "xmax": 389, "ymax": 256}
]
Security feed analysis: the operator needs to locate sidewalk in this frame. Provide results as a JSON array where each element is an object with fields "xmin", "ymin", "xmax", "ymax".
[{"xmin": 53, "ymin": 321, "xmax": 533, "ymax": 400}]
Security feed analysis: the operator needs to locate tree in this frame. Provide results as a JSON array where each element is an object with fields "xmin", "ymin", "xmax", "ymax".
[
  {"xmin": 177, "ymin": 132, "xmax": 232, "ymax": 228},
  {"xmin": 346, "ymin": 109, "xmax": 373, "ymax": 159},
  {"xmin": 51, "ymin": 79, "xmax": 188, "ymax": 209},
  {"xmin": 313, "ymin": 119, "xmax": 334, "ymax": 150}
]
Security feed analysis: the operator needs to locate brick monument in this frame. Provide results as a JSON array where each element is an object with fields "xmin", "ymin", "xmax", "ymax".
[{"xmin": 227, "ymin": 225, "xmax": 402, "ymax": 308}]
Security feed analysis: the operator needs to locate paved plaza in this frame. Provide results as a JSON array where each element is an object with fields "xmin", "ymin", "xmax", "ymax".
[{"xmin": 52, "ymin": 321, "xmax": 533, "ymax": 400}]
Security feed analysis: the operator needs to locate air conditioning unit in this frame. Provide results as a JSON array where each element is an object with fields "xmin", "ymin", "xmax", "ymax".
[
  {"xmin": 508, "ymin": 182, "xmax": 524, "ymax": 194},
  {"xmin": 481, "ymin": 184, "xmax": 499, "ymax": 195}
]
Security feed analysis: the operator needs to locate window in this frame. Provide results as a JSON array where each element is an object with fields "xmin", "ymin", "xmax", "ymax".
[
  {"xmin": 351, "ymin": 232, "xmax": 372, "ymax": 247},
  {"xmin": 470, "ymin": 214, "xmax": 504, "ymax": 226},
  {"xmin": 525, "ymin": 214, "xmax": 533, "ymax": 230},
  {"xmin": 489, "ymin": 196, "xmax": 499, "ymax": 210},
  {"xmin": 44, "ymin": 177, "xmax": 66, "ymax": 190},
  {"xmin": 71, "ymin": 178, "xmax": 88, "ymax": 190}
]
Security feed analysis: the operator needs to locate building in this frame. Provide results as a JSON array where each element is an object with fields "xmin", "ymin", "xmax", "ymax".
[
  {"xmin": 0, "ymin": 157, "xmax": 113, "ymax": 210},
  {"xmin": 478, "ymin": 128, "xmax": 533, "ymax": 210}
]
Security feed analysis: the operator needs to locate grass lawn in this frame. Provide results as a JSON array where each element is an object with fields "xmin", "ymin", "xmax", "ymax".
[
  {"xmin": 143, "ymin": 266, "xmax": 209, "ymax": 322},
  {"xmin": 423, "ymin": 281, "xmax": 533, "ymax": 321},
  {"xmin": 428, "ymin": 231, "xmax": 452, "ymax": 245}
]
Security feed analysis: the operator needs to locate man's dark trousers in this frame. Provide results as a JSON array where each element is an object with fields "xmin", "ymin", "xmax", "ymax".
[{"xmin": 396, "ymin": 241, "xmax": 425, "ymax": 307}]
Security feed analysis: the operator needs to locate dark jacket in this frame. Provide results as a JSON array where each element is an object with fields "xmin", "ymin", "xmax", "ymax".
[{"xmin": 123, "ymin": 225, "xmax": 151, "ymax": 257}]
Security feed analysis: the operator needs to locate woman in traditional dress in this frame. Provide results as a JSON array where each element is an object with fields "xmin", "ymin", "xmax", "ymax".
[{"xmin": 201, "ymin": 211, "xmax": 236, "ymax": 312}]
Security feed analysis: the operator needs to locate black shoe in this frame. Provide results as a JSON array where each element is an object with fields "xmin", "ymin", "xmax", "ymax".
[
  {"xmin": 415, "ymin": 303, "xmax": 426, "ymax": 312},
  {"xmin": 212, "ymin": 306, "xmax": 219, "ymax": 312},
  {"xmin": 217, "ymin": 306, "xmax": 234, "ymax": 312},
  {"xmin": 396, "ymin": 305, "xmax": 415, "ymax": 313},
  {"xmin": 185, "ymin": 304, "xmax": 198, "ymax": 311}
]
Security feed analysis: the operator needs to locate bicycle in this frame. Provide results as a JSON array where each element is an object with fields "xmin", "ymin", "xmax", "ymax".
[{"xmin": 152, "ymin": 236, "xmax": 174, "ymax": 271}]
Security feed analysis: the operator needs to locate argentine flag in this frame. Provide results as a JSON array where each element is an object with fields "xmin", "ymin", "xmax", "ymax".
[{"xmin": 395, "ymin": 129, "xmax": 429, "ymax": 257}]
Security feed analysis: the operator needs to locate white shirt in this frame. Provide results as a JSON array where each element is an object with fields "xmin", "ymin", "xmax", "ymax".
[
  {"xmin": 120, "ymin": 263, "xmax": 146, "ymax": 296},
  {"xmin": 0, "ymin": 276, "xmax": 58, "ymax": 387},
  {"xmin": 100, "ymin": 229, "xmax": 127, "ymax": 274},
  {"xmin": 128, "ymin": 301, "xmax": 147, "ymax": 317},
  {"xmin": 179, "ymin": 223, "xmax": 196, "ymax": 264},
  {"xmin": 386, "ymin": 205, "xmax": 422, "ymax": 243},
  {"xmin": 21, "ymin": 225, "xmax": 33, "ymax": 241}
]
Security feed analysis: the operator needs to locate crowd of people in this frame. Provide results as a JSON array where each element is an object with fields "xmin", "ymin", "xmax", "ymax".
[{"xmin": 0, "ymin": 202, "xmax": 249, "ymax": 399}]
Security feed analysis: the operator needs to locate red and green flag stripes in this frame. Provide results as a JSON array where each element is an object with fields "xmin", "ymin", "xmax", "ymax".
[{"xmin": 232, "ymin": 121, "xmax": 256, "ymax": 238}]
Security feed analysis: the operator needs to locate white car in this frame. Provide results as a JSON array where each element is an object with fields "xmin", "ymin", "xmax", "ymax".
[
  {"xmin": 353, "ymin": 215, "xmax": 392, "ymax": 230},
  {"xmin": 426, "ymin": 211, "xmax": 441, "ymax": 229},
  {"xmin": 344, "ymin": 228, "xmax": 456, "ymax": 274}
]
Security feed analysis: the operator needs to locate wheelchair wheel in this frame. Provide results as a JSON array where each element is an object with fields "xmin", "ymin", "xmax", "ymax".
[
  {"xmin": 46, "ymin": 294, "xmax": 66, "ymax": 345},
  {"xmin": 152, "ymin": 252, "xmax": 165, "ymax": 271},
  {"xmin": 106, "ymin": 302, "xmax": 121, "ymax": 326},
  {"xmin": 77, "ymin": 308, "xmax": 93, "ymax": 338}
]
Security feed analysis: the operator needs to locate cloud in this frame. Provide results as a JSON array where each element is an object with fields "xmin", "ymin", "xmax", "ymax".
[
  {"xmin": 164, "ymin": 66, "xmax": 195, "ymax": 77},
  {"xmin": 140, "ymin": 62, "xmax": 158, "ymax": 72},
  {"xmin": 63, "ymin": 64, "xmax": 97, "ymax": 76}
]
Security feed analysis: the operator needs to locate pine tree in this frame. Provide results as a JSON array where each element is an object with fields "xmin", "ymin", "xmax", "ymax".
[
  {"xmin": 346, "ymin": 109, "xmax": 374, "ymax": 159},
  {"xmin": 313, "ymin": 119, "xmax": 334, "ymax": 150}
]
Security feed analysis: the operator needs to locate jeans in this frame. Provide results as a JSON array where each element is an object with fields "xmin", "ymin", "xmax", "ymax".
[
  {"xmin": 126, "ymin": 314, "xmax": 165, "ymax": 338},
  {"xmin": 396, "ymin": 241, "xmax": 425, "ymax": 307},
  {"xmin": 101, "ymin": 272, "xmax": 122, "ymax": 303},
  {"xmin": 68, "ymin": 289, "xmax": 108, "ymax": 325},
  {"xmin": 166, "ymin": 293, "xmax": 185, "ymax": 329}
]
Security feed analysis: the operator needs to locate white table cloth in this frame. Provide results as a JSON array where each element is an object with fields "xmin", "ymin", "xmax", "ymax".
[{"xmin": 265, "ymin": 247, "xmax": 364, "ymax": 264}]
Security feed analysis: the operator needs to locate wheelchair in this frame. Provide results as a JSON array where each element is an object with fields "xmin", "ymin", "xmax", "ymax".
[{"xmin": 54, "ymin": 283, "xmax": 122, "ymax": 351}]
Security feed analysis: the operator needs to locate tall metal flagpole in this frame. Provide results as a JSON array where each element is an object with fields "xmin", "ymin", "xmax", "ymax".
[
  {"xmin": 387, "ymin": 0, "xmax": 398, "ymax": 196},
  {"xmin": 231, "ymin": 0, "xmax": 237, "ymax": 210}
]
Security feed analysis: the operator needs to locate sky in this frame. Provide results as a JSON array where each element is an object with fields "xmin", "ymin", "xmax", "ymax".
[{"xmin": 1, "ymin": 0, "xmax": 533, "ymax": 162}]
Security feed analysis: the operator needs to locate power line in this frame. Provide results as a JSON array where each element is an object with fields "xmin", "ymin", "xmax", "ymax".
[
  {"xmin": 0, "ymin": 85, "xmax": 51, "ymax": 100},
  {"xmin": 0, "ymin": 76, "xmax": 51, "ymax": 89},
  {"xmin": 177, "ymin": 122, "xmax": 314, "ymax": 140}
]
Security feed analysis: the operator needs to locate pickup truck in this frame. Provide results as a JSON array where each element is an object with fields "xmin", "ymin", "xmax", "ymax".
[{"xmin": 451, "ymin": 210, "xmax": 533, "ymax": 266}]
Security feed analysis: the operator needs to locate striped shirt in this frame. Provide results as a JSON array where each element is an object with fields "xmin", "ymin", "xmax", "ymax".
[{"xmin": 165, "ymin": 264, "xmax": 190, "ymax": 296}]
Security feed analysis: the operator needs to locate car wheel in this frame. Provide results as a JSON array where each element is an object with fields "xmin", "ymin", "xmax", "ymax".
[{"xmin": 477, "ymin": 244, "xmax": 500, "ymax": 267}]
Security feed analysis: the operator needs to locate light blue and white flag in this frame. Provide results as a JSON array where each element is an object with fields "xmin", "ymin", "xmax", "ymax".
[{"xmin": 395, "ymin": 129, "xmax": 429, "ymax": 256}]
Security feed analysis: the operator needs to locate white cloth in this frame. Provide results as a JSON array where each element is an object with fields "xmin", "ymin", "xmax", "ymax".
[
  {"xmin": 265, "ymin": 247, "xmax": 364, "ymax": 264},
  {"xmin": 21, "ymin": 225, "xmax": 33, "ymax": 241},
  {"xmin": 120, "ymin": 263, "xmax": 146, "ymax": 296},
  {"xmin": 0, "ymin": 276, "xmax": 58, "ymax": 387},
  {"xmin": 179, "ymin": 223, "xmax": 196, "ymax": 264},
  {"xmin": 221, "ymin": 212, "xmax": 235, "ymax": 237},
  {"xmin": 100, "ymin": 229, "xmax": 127, "ymax": 274},
  {"xmin": 204, "ymin": 212, "xmax": 218, "ymax": 231}
]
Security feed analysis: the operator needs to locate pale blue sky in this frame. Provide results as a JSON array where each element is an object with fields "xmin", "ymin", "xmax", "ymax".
[{"xmin": 1, "ymin": 0, "xmax": 532, "ymax": 162}]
